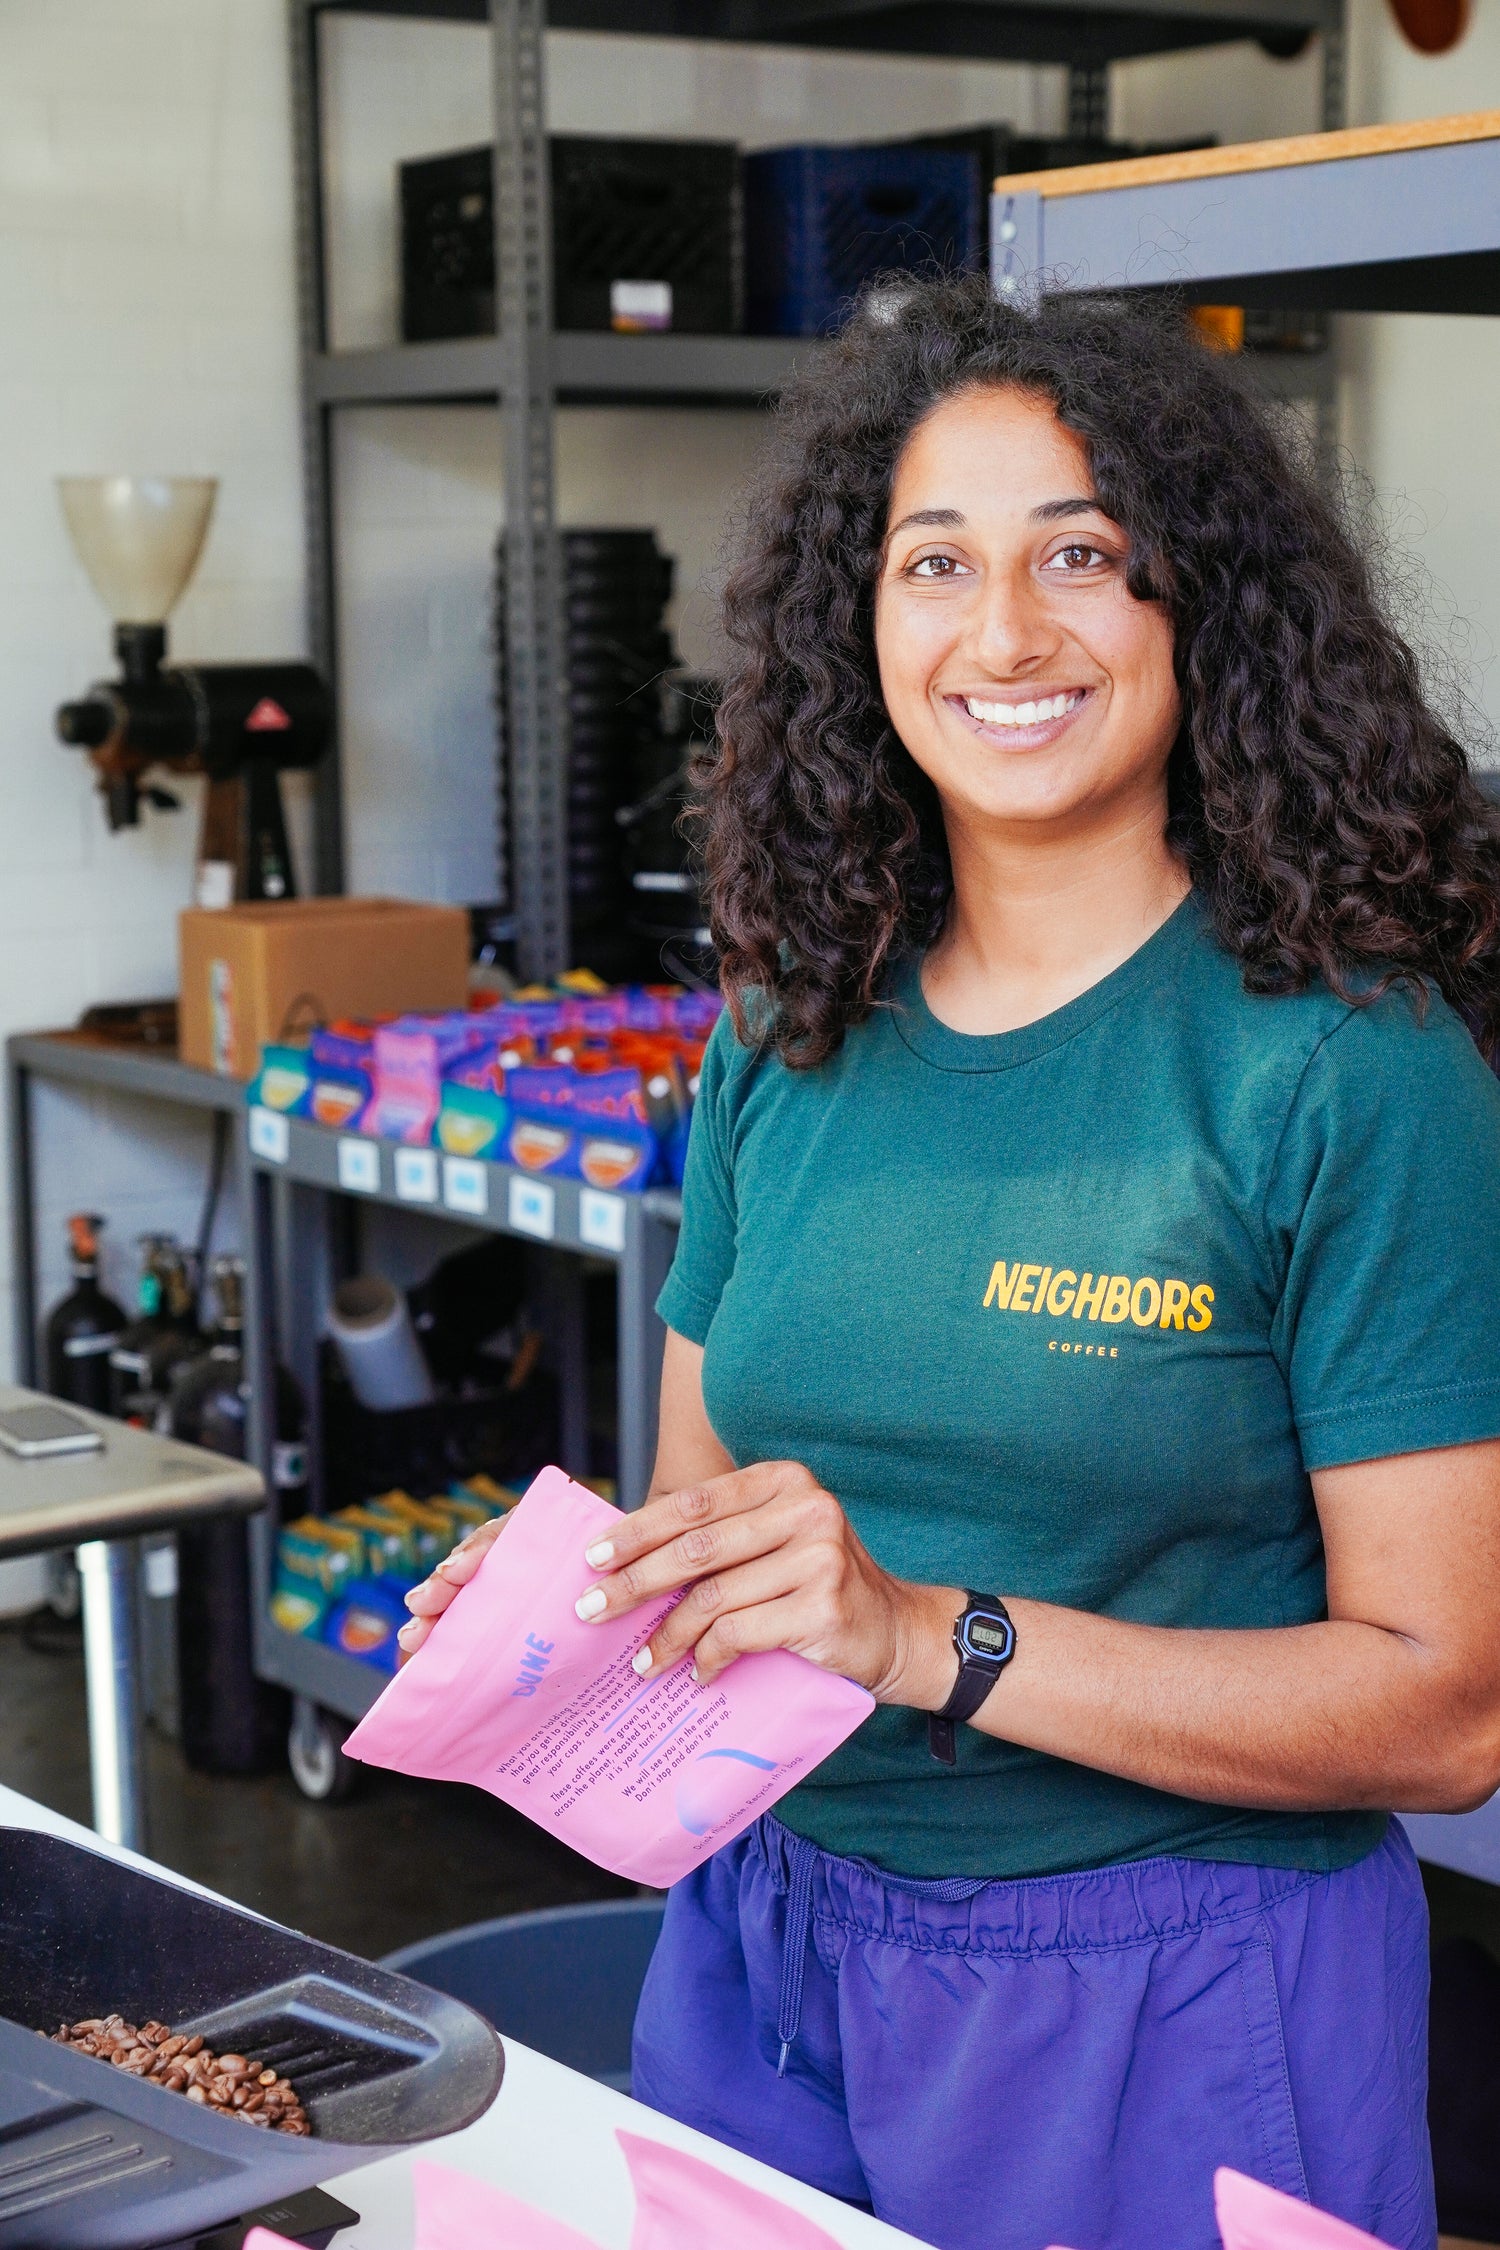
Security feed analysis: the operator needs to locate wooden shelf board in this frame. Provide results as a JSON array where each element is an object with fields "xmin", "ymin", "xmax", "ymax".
[{"xmin": 995, "ymin": 108, "xmax": 1500, "ymax": 198}]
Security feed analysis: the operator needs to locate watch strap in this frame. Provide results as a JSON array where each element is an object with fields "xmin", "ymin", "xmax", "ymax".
[
  {"xmin": 928, "ymin": 1714, "xmax": 960, "ymax": 1766},
  {"xmin": 928, "ymin": 1591, "xmax": 1014, "ymax": 1767},
  {"xmin": 939, "ymin": 1659, "xmax": 1005, "ymax": 1725}
]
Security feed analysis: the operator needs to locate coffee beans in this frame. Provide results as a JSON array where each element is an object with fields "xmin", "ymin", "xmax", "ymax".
[{"xmin": 43, "ymin": 2015, "xmax": 310, "ymax": 2135}]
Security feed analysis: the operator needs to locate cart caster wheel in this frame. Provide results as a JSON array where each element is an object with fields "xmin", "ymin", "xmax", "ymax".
[{"xmin": 288, "ymin": 1703, "xmax": 358, "ymax": 1803}]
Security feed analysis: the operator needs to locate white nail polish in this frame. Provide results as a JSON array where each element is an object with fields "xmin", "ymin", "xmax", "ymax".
[
  {"xmin": 689, "ymin": 1664, "xmax": 700, "ymax": 1683},
  {"xmin": 632, "ymin": 1647, "xmax": 654, "ymax": 1675},
  {"xmin": 585, "ymin": 1540, "xmax": 615, "ymax": 1567},
  {"xmin": 575, "ymin": 1587, "xmax": 607, "ymax": 1621}
]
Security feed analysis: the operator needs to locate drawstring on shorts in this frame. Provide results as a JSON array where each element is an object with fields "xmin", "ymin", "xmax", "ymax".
[
  {"xmin": 776, "ymin": 1831, "xmax": 818, "ymax": 2076},
  {"xmin": 768, "ymin": 1821, "xmax": 993, "ymax": 2079}
]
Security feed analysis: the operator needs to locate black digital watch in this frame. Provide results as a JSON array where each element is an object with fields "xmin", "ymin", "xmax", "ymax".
[{"xmin": 928, "ymin": 1591, "xmax": 1016, "ymax": 1765}]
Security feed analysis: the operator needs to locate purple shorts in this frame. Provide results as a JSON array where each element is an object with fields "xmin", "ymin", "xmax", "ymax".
[{"xmin": 632, "ymin": 1816, "xmax": 1435, "ymax": 2250}]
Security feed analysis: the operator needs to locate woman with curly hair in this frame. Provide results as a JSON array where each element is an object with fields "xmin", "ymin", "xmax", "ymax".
[{"xmin": 405, "ymin": 274, "xmax": 1500, "ymax": 2250}]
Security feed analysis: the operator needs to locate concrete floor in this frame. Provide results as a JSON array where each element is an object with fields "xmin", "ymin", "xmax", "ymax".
[{"xmin": 0, "ymin": 1612, "xmax": 628, "ymax": 1959}]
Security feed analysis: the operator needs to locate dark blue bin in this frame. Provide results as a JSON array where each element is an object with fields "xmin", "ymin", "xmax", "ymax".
[
  {"xmin": 383, "ymin": 1898, "xmax": 665, "ymax": 2096},
  {"xmin": 745, "ymin": 142, "xmax": 981, "ymax": 336}
]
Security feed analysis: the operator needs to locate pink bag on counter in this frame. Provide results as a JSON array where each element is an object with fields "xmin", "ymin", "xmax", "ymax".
[
  {"xmin": 413, "ymin": 2162, "xmax": 603, "ymax": 2250},
  {"xmin": 1044, "ymin": 2169, "xmax": 1388, "ymax": 2250},
  {"xmin": 246, "ymin": 2164, "xmax": 604, "ymax": 2250},
  {"xmin": 1213, "ymin": 2170, "xmax": 1387, "ymax": 2250},
  {"xmin": 619, "ymin": 2131, "xmax": 845, "ymax": 2250},
  {"xmin": 342, "ymin": 1466, "xmax": 874, "ymax": 1887},
  {"xmin": 248, "ymin": 2145, "xmax": 845, "ymax": 2250}
]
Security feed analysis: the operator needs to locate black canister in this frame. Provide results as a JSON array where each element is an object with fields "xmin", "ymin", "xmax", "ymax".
[
  {"xmin": 108, "ymin": 1236, "xmax": 198, "ymax": 1422},
  {"xmin": 170, "ymin": 1258, "xmax": 304, "ymax": 1775},
  {"xmin": 43, "ymin": 1213, "xmax": 127, "ymax": 1413}
]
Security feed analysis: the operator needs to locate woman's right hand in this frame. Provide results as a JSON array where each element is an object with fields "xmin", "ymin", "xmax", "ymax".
[{"xmin": 396, "ymin": 1517, "xmax": 507, "ymax": 1661}]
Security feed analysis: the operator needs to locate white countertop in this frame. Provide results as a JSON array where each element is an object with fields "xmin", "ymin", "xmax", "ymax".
[{"xmin": 0, "ymin": 1782, "xmax": 917, "ymax": 2250}]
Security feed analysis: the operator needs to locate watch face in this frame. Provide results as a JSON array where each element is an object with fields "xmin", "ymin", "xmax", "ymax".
[{"xmin": 960, "ymin": 1610, "xmax": 1014, "ymax": 1664}]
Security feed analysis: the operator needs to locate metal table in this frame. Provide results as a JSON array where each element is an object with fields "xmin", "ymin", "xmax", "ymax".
[{"xmin": 0, "ymin": 1384, "xmax": 263, "ymax": 1854}]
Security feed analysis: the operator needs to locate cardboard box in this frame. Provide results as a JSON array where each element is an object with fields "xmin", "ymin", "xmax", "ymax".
[{"xmin": 179, "ymin": 897, "xmax": 471, "ymax": 1078}]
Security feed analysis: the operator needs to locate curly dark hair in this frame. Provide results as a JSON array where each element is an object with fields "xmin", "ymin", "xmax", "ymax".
[{"xmin": 699, "ymin": 270, "xmax": 1500, "ymax": 1067}]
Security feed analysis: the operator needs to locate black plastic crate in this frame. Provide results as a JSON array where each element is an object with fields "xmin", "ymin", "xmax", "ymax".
[
  {"xmin": 0, "ymin": 1826, "xmax": 501, "ymax": 2247},
  {"xmin": 620, "ymin": 675, "xmax": 715, "ymax": 962},
  {"xmin": 495, "ymin": 528, "xmax": 676, "ymax": 961},
  {"xmin": 400, "ymin": 137, "xmax": 741, "ymax": 343},
  {"xmin": 318, "ymin": 1350, "xmax": 557, "ymax": 1516},
  {"xmin": 744, "ymin": 141, "xmax": 980, "ymax": 337},
  {"xmin": 551, "ymin": 135, "xmax": 740, "ymax": 334},
  {"xmin": 399, "ymin": 144, "xmax": 493, "ymax": 343}
]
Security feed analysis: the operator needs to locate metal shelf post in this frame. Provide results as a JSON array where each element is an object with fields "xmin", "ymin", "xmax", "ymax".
[
  {"xmin": 290, "ymin": 0, "xmax": 344, "ymax": 895},
  {"xmin": 493, "ymin": 0, "xmax": 571, "ymax": 980}
]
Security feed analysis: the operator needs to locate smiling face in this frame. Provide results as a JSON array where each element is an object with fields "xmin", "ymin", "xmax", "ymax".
[{"xmin": 875, "ymin": 384, "xmax": 1181, "ymax": 843}]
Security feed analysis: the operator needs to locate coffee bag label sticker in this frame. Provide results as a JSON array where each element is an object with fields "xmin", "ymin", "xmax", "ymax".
[
  {"xmin": 579, "ymin": 1188, "xmax": 626, "ymax": 1254},
  {"xmin": 444, "ymin": 1156, "xmax": 489, "ymax": 1217},
  {"xmin": 337, "ymin": 1137, "xmax": 381, "ymax": 1194},
  {"xmin": 249, "ymin": 1106, "xmax": 290, "ymax": 1165},
  {"xmin": 395, "ymin": 1147, "xmax": 440, "ymax": 1204},
  {"xmin": 508, "ymin": 1175, "xmax": 555, "ymax": 1240}
]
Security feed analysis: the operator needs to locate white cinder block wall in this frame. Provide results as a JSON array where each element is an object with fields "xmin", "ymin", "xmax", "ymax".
[
  {"xmin": 0, "ymin": 14, "xmax": 304, "ymax": 1289},
  {"xmin": 2, "ymin": 0, "xmax": 1499, "ymax": 1497},
  {"xmin": 0, "ymin": 0, "xmax": 304, "ymax": 1603}
]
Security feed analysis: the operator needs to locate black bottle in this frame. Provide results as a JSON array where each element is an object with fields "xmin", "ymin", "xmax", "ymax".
[
  {"xmin": 170, "ymin": 1258, "xmax": 303, "ymax": 1774},
  {"xmin": 134, "ymin": 1247, "xmax": 203, "ymax": 1421},
  {"xmin": 108, "ymin": 1235, "xmax": 183, "ymax": 1420},
  {"xmin": 43, "ymin": 1213, "xmax": 127, "ymax": 1412}
]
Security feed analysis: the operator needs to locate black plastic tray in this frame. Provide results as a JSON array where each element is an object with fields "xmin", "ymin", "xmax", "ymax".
[{"xmin": 0, "ymin": 1828, "xmax": 503, "ymax": 2248}]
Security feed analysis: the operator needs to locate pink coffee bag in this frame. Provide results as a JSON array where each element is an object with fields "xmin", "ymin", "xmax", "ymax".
[
  {"xmin": 1213, "ymin": 2169, "xmax": 1387, "ymax": 2250},
  {"xmin": 342, "ymin": 1466, "xmax": 874, "ymax": 1887},
  {"xmin": 618, "ymin": 2130, "xmax": 846, "ymax": 2250},
  {"xmin": 1045, "ymin": 2169, "xmax": 1389, "ymax": 2250},
  {"xmin": 414, "ymin": 2161, "xmax": 604, "ymax": 2250},
  {"xmin": 247, "ymin": 2165, "xmax": 606, "ymax": 2250}
]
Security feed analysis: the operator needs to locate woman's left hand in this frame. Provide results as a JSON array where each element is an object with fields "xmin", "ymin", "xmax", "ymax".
[{"xmin": 575, "ymin": 1460, "xmax": 957, "ymax": 1703}]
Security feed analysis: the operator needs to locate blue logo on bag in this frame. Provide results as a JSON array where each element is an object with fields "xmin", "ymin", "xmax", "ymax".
[
  {"xmin": 674, "ymin": 1747, "xmax": 779, "ymax": 1836},
  {"xmin": 511, "ymin": 1632, "xmax": 554, "ymax": 1698}
]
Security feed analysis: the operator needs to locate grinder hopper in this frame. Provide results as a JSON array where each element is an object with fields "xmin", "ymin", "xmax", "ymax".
[
  {"xmin": 58, "ymin": 475, "xmax": 217, "ymax": 636},
  {"xmin": 54, "ymin": 476, "xmax": 329, "ymax": 903}
]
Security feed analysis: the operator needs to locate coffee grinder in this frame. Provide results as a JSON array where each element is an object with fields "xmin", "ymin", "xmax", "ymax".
[{"xmin": 53, "ymin": 476, "xmax": 330, "ymax": 903}]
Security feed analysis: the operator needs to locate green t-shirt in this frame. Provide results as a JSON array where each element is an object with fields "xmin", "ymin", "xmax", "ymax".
[{"xmin": 657, "ymin": 895, "xmax": 1500, "ymax": 1880}]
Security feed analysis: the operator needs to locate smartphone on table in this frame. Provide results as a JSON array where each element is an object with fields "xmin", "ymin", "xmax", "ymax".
[{"xmin": 0, "ymin": 1403, "xmax": 105, "ymax": 1459}]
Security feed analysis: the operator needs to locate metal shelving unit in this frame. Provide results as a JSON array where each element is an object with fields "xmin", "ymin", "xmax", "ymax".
[
  {"xmin": 290, "ymin": 0, "xmax": 1345, "ymax": 946},
  {"xmin": 992, "ymin": 111, "xmax": 1500, "ymax": 312}
]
